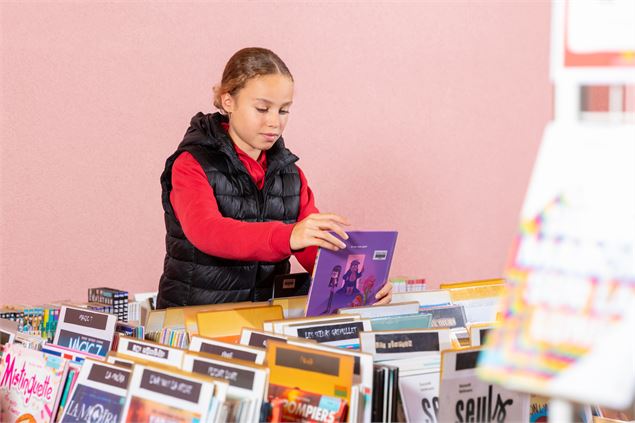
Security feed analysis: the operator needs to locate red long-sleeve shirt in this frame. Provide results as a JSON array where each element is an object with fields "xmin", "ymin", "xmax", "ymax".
[{"xmin": 170, "ymin": 144, "xmax": 319, "ymax": 273}]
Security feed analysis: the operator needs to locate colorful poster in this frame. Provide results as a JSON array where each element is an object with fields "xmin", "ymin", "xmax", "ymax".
[{"xmin": 477, "ymin": 124, "xmax": 635, "ymax": 407}]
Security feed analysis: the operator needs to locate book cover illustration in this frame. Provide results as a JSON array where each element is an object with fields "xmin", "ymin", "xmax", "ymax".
[
  {"xmin": 53, "ymin": 306, "xmax": 117, "ymax": 358},
  {"xmin": 0, "ymin": 343, "xmax": 68, "ymax": 423},
  {"xmin": 268, "ymin": 385, "xmax": 348, "ymax": 423},
  {"xmin": 122, "ymin": 363, "xmax": 216, "ymax": 423},
  {"xmin": 125, "ymin": 396, "xmax": 201, "ymax": 423},
  {"xmin": 306, "ymin": 231, "xmax": 398, "ymax": 317},
  {"xmin": 439, "ymin": 348, "xmax": 529, "ymax": 423},
  {"xmin": 265, "ymin": 341, "xmax": 354, "ymax": 403},
  {"xmin": 529, "ymin": 395, "xmax": 548, "ymax": 422},
  {"xmin": 60, "ymin": 384, "xmax": 125, "ymax": 423}
]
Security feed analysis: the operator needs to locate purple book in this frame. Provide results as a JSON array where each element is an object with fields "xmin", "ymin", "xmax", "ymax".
[{"xmin": 305, "ymin": 231, "xmax": 398, "ymax": 317}]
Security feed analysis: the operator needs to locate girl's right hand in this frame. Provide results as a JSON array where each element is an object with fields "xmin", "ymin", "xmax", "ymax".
[{"xmin": 290, "ymin": 213, "xmax": 350, "ymax": 251}]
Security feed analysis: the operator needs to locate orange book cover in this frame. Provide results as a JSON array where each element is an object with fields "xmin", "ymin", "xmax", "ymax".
[
  {"xmin": 265, "ymin": 341, "xmax": 354, "ymax": 401},
  {"xmin": 196, "ymin": 305, "xmax": 283, "ymax": 338},
  {"xmin": 268, "ymin": 386, "xmax": 348, "ymax": 423}
]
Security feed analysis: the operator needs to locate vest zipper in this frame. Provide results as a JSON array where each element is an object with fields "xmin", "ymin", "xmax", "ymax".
[{"xmin": 260, "ymin": 162, "xmax": 282, "ymax": 221}]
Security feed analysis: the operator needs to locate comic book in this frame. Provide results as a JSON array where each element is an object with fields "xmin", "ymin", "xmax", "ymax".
[
  {"xmin": 58, "ymin": 359, "xmax": 131, "ymax": 423},
  {"xmin": 305, "ymin": 231, "xmax": 398, "ymax": 317},
  {"xmin": 268, "ymin": 385, "xmax": 348, "ymax": 423},
  {"xmin": 121, "ymin": 364, "xmax": 218, "ymax": 423},
  {"xmin": 0, "ymin": 343, "xmax": 68, "ymax": 423}
]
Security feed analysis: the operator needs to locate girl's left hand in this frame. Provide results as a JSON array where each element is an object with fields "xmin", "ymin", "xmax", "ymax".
[{"xmin": 374, "ymin": 282, "xmax": 393, "ymax": 305}]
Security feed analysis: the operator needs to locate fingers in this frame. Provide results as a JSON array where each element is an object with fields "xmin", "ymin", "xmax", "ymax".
[
  {"xmin": 306, "ymin": 217, "xmax": 349, "ymax": 242},
  {"xmin": 290, "ymin": 213, "xmax": 351, "ymax": 251},
  {"xmin": 305, "ymin": 213, "xmax": 350, "ymax": 249},
  {"xmin": 312, "ymin": 229, "xmax": 347, "ymax": 250},
  {"xmin": 374, "ymin": 294, "xmax": 392, "ymax": 305},
  {"xmin": 374, "ymin": 282, "xmax": 393, "ymax": 305},
  {"xmin": 376, "ymin": 281, "xmax": 392, "ymax": 298},
  {"xmin": 312, "ymin": 219, "xmax": 349, "ymax": 243},
  {"xmin": 314, "ymin": 238, "xmax": 341, "ymax": 252}
]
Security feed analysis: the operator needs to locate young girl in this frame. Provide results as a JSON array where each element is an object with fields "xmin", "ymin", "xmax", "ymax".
[{"xmin": 157, "ymin": 47, "xmax": 392, "ymax": 308}]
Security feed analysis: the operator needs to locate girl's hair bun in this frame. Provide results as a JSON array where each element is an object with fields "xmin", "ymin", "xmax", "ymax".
[{"xmin": 213, "ymin": 47, "xmax": 293, "ymax": 113}]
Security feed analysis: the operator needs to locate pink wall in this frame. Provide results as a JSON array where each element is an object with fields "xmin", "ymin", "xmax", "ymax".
[{"xmin": 0, "ymin": 3, "xmax": 550, "ymax": 304}]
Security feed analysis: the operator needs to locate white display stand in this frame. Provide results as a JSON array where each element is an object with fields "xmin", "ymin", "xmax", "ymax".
[{"xmin": 479, "ymin": 0, "xmax": 635, "ymax": 420}]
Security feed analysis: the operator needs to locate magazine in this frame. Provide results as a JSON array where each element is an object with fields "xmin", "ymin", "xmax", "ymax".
[
  {"xmin": 121, "ymin": 363, "xmax": 218, "ymax": 423},
  {"xmin": 438, "ymin": 348, "xmax": 530, "ymax": 423},
  {"xmin": 53, "ymin": 306, "xmax": 117, "ymax": 358},
  {"xmin": 61, "ymin": 385, "xmax": 125, "ymax": 423},
  {"xmin": 306, "ymin": 231, "xmax": 398, "ymax": 317},
  {"xmin": 0, "ymin": 343, "xmax": 68, "ymax": 423},
  {"xmin": 58, "ymin": 359, "xmax": 131, "ymax": 423}
]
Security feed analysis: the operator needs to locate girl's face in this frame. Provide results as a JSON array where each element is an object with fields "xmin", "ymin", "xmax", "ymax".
[{"xmin": 221, "ymin": 74, "xmax": 294, "ymax": 159}]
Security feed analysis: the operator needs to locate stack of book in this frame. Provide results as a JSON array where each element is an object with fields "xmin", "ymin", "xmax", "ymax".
[
  {"xmin": 0, "ymin": 305, "xmax": 60, "ymax": 343},
  {"xmin": 87, "ymin": 287, "xmax": 129, "ymax": 322},
  {"xmin": 4, "ymin": 229, "xmax": 631, "ymax": 422},
  {"xmin": 3, "ymin": 281, "xmax": 632, "ymax": 422}
]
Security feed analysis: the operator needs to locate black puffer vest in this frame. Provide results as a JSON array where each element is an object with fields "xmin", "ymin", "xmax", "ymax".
[{"xmin": 157, "ymin": 112, "xmax": 301, "ymax": 308}]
